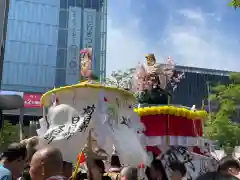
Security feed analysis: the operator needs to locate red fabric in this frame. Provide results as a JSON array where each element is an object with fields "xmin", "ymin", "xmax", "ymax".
[
  {"xmin": 168, "ymin": 117, "xmax": 203, "ymax": 136},
  {"xmin": 146, "ymin": 146, "xmax": 162, "ymax": 156},
  {"xmin": 141, "ymin": 115, "xmax": 168, "ymax": 136},
  {"xmin": 141, "ymin": 115, "xmax": 203, "ymax": 137},
  {"xmin": 77, "ymin": 153, "xmax": 86, "ymax": 163},
  {"xmin": 192, "ymin": 147, "xmax": 208, "ymax": 156}
]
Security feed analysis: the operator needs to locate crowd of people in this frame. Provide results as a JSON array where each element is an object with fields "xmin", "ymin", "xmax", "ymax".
[{"xmin": 1, "ymin": 142, "xmax": 240, "ymax": 180}]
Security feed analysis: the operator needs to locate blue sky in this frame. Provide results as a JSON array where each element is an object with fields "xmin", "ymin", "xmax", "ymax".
[{"xmin": 106, "ymin": 0, "xmax": 240, "ymax": 75}]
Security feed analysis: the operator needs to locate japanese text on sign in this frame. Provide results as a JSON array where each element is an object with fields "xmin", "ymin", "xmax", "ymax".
[
  {"xmin": 84, "ymin": 14, "xmax": 93, "ymax": 47},
  {"xmin": 83, "ymin": 9, "xmax": 96, "ymax": 48},
  {"xmin": 44, "ymin": 104, "xmax": 95, "ymax": 144},
  {"xmin": 24, "ymin": 94, "xmax": 42, "ymax": 108},
  {"xmin": 68, "ymin": 8, "xmax": 78, "ymax": 76},
  {"xmin": 66, "ymin": 7, "xmax": 81, "ymax": 84}
]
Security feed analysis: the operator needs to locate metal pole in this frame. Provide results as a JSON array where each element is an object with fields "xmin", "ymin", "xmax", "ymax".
[
  {"xmin": 207, "ymin": 81, "xmax": 212, "ymax": 116},
  {"xmin": 19, "ymin": 107, "xmax": 24, "ymax": 141}
]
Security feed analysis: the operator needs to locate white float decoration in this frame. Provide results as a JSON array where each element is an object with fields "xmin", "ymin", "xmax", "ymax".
[
  {"xmin": 37, "ymin": 81, "xmax": 149, "ymax": 166},
  {"xmin": 131, "ymin": 54, "xmax": 214, "ymax": 179}
]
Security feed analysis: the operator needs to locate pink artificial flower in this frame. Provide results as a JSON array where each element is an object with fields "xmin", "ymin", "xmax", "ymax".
[{"xmin": 80, "ymin": 49, "xmax": 88, "ymax": 54}]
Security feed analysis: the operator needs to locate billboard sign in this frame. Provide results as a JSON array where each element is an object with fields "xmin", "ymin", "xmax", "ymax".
[
  {"xmin": 82, "ymin": 8, "xmax": 96, "ymax": 49},
  {"xmin": 24, "ymin": 93, "xmax": 42, "ymax": 108},
  {"xmin": 0, "ymin": 90, "xmax": 23, "ymax": 97},
  {"xmin": 82, "ymin": 8, "xmax": 96, "ymax": 74},
  {"xmin": 66, "ymin": 6, "xmax": 81, "ymax": 85}
]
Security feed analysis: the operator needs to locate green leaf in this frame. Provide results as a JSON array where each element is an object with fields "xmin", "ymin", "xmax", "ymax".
[
  {"xmin": 204, "ymin": 73, "xmax": 240, "ymax": 150},
  {"xmin": 0, "ymin": 121, "xmax": 19, "ymax": 150},
  {"xmin": 228, "ymin": 0, "xmax": 240, "ymax": 8}
]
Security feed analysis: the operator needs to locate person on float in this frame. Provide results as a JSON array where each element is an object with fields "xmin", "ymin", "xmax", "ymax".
[
  {"xmin": 29, "ymin": 147, "xmax": 64, "ymax": 180},
  {"xmin": 0, "ymin": 143, "xmax": 27, "ymax": 180}
]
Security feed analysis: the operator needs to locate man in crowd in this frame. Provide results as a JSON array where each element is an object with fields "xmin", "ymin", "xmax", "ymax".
[
  {"xmin": 196, "ymin": 171, "xmax": 238, "ymax": 180},
  {"xmin": 120, "ymin": 166, "xmax": 138, "ymax": 180},
  {"xmin": 29, "ymin": 146, "xmax": 64, "ymax": 180},
  {"xmin": 0, "ymin": 143, "xmax": 27, "ymax": 180},
  {"xmin": 169, "ymin": 161, "xmax": 186, "ymax": 180},
  {"xmin": 217, "ymin": 155, "xmax": 240, "ymax": 179},
  {"xmin": 62, "ymin": 161, "xmax": 73, "ymax": 179}
]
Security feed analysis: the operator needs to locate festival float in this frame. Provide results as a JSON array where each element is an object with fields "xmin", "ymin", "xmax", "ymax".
[
  {"xmin": 132, "ymin": 54, "xmax": 215, "ymax": 179},
  {"xmin": 36, "ymin": 48, "xmax": 149, "ymax": 168},
  {"xmin": 24, "ymin": 47, "xmax": 219, "ymax": 179}
]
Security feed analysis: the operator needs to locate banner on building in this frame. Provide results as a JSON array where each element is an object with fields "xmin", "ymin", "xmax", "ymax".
[
  {"xmin": 24, "ymin": 93, "xmax": 42, "ymax": 108},
  {"xmin": 82, "ymin": 8, "xmax": 96, "ymax": 72},
  {"xmin": 82, "ymin": 8, "xmax": 96, "ymax": 48},
  {"xmin": 66, "ymin": 6, "xmax": 81, "ymax": 85}
]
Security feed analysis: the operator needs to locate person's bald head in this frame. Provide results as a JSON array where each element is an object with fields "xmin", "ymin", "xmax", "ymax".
[
  {"xmin": 36, "ymin": 146, "xmax": 62, "ymax": 163},
  {"xmin": 120, "ymin": 166, "xmax": 138, "ymax": 180},
  {"xmin": 30, "ymin": 147, "xmax": 63, "ymax": 180}
]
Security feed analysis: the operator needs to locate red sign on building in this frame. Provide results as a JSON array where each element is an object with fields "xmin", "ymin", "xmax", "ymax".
[{"xmin": 24, "ymin": 93, "xmax": 42, "ymax": 108}]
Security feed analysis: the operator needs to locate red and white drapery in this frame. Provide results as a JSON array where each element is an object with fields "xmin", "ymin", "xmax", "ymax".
[{"xmin": 139, "ymin": 114, "xmax": 211, "ymax": 157}]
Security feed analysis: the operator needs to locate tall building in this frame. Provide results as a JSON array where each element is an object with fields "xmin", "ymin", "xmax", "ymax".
[
  {"xmin": 1, "ymin": 0, "xmax": 107, "ymax": 93},
  {"xmin": 0, "ymin": 0, "xmax": 10, "ymax": 86},
  {"xmin": 172, "ymin": 65, "xmax": 231, "ymax": 108}
]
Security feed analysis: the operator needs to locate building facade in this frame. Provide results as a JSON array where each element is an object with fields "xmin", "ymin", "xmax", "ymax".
[
  {"xmin": 172, "ymin": 65, "xmax": 231, "ymax": 108},
  {"xmin": 0, "ymin": 0, "xmax": 10, "ymax": 86},
  {"xmin": 56, "ymin": 0, "xmax": 107, "ymax": 86},
  {"xmin": 1, "ymin": 0, "xmax": 107, "ymax": 93}
]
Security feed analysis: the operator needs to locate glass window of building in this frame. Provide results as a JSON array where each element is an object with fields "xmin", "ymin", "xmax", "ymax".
[
  {"xmin": 68, "ymin": 0, "xmax": 76, "ymax": 7},
  {"xmin": 56, "ymin": 0, "xmax": 107, "ymax": 86},
  {"xmin": 58, "ymin": 29, "xmax": 68, "ymax": 49},
  {"xmin": 59, "ymin": 10, "xmax": 68, "ymax": 28},
  {"xmin": 60, "ymin": 0, "xmax": 68, "ymax": 9},
  {"xmin": 2, "ymin": 0, "xmax": 107, "ymax": 92},
  {"xmin": 57, "ymin": 49, "xmax": 67, "ymax": 68}
]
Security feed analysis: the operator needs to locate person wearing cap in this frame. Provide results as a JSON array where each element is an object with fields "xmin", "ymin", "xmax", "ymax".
[{"xmin": 0, "ymin": 143, "xmax": 27, "ymax": 180}]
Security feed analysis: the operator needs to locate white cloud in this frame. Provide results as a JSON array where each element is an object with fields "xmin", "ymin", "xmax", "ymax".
[
  {"xmin": 163, "ymin": 9, "xmax": 240, "ymax": 70},
  {"xmin": 106, "ymin": 7, "xmax": 240, "ymax": 76},
  {"xmin": 106, "ymin": 18, "xmax": 150, "ymax": 75},
  {"xmin": 178, "ymin": 9, "xmax": 205, "ymax": 23}
]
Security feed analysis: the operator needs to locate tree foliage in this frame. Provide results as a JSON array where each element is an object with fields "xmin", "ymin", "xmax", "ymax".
[
  {"xmin": 228, "ymin": 0, "xmax": 240, "ymax": 8},
  {"xmin": 0, "ymin": 121, "xmax": 19, "ymax": 149},
  {"xmin": 105, "ymin": 68, "xmax": 135, "ymax": 89},
  {"xmin": 204, "ymin": 72, "xmax": 240, "ymax": 152}
]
